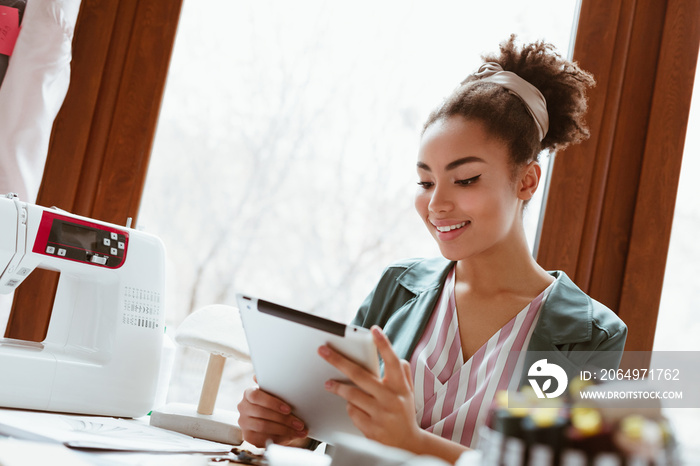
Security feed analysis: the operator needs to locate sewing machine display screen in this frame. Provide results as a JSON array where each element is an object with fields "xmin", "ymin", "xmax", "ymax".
[
  {"xmin": 32, "ymin": 211, "xmax": 128, "ymax": 268},
  {"xmin": 60, "ymin": 223, "xmax": 98, "ymax": 250}
]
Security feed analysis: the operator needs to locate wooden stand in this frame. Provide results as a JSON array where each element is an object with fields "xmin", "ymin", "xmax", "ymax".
[{"xmin": 150, "ymin": 305, "xmax": 250, "ymax": 445}]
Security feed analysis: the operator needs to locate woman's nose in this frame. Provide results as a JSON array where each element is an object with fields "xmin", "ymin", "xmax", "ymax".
[{"xmin": 428, "ymin": 185, "xmax": 453, "ymax": 213}]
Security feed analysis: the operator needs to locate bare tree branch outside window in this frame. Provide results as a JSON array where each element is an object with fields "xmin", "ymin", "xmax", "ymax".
[{"xmin": 140, "ymin": 0, "xmax": 579, "ymax": 410}]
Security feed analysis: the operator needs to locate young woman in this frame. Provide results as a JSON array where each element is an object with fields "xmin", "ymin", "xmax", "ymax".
[{"xmin": 237, "ymin": 36, "xmax": 627, "ymax": 463}]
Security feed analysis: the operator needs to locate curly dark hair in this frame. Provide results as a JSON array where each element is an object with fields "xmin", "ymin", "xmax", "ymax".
[{"xmin": 423, "ymin": 34, "xmax": 595, "ymax": 169}]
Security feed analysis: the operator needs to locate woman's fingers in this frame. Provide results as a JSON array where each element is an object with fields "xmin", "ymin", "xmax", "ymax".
[
  {"xmin": 401, "ymin": 358, "xmax": 414, "ymax": 391},
  {"xmin": 319, "ymin": 327, "xmax": 422, "ymax": 448},
  {"xmin": 240, "ymin": 413, "xmax": 307, "ymax": 439},
  {"xmin": 237, "ymin": 387, "xmax": 307, "ymax": 447},
  {"xmin": 240, "ymin": 398, "xmax": 305, "ymax": 430},
  {"xmin": 324, "ymin": 378, "xmax": 375, "ymax": 415},
  {"xmin": 318, "ymin": 326, "xmax": 412, "ymax": 403},
  {"xmin": 243, "ymin": 385, "xmax": 293, "ymax": 416},
  {"xmin": 317, "ymin": 344, "xmax": 383, "ymax": 398},
  {"xmin": 370, "ymin": 326, "xmax": 408, "ymax": 391}
]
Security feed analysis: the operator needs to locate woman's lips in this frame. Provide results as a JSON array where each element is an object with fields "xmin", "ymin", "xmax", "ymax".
[{"xmin": 431, "ymin": 220, "xmax": 470, "ymax": 240}]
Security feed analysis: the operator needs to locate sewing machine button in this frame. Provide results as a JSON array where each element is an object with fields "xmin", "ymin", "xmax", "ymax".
[
  {"xmin": 111, "ymin": 247, "xmax": 118, "ymax": 255},
  {"xmin": 58, "ymin": 249, "xmax": 66, "ymax": 257},
  {"xmin": 91, "ymin": 255, "xmax": 108, "ymax": 265},
  {"xmin": 103, "ymin": 238, "xmax": 111, "ymax": 246},
  {"xmin": 118, "ymin": 241, "xmax": 125, "ymax": 249},
  {"xmin": 46, "ymin": 246, "xmax": 55, "ymax": 254},
  {"xmin": 110, "ymin": 232, "xmax": 118, "ymax": 240}
]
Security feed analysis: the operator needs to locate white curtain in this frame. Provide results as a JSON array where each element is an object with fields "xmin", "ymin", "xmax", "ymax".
[{"xmin": 0, "ymin": 0, "xmax": 81, "ymax": 334}]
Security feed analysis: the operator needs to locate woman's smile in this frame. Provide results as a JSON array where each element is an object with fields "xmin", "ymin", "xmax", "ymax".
[{"xmin": 432, "ymin": 220, "xmax": 471, "ymax": 240}]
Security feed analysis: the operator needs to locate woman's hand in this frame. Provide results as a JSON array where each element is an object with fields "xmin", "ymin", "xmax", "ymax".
[
  {"xmin": 318, "ymin": 325, "xmax": 424, "ymax": 452},
  {"xmin": 236, "ymin": 382, "xmax": 309, "ymax": 447}
]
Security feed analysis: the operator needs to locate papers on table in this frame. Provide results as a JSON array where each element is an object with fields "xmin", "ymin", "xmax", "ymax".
[{"xmin": 0, "ymin": 408, "xmax": 232, "ymax": 453}]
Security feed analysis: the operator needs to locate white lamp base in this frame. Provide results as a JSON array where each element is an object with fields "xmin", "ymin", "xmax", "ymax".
[{"xmin": 150, "ymin": 402, "xmax": 243, "ymax": 445}]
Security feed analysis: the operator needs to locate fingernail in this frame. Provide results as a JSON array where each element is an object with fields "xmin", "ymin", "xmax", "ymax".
[
  {"xmin": 292, "ymin": 420, "xmax": 304, "ymax": 430},
  {"xmin": 325, "ymin": 380, "xmax": 334, "ymax": 390},
  {"xmin": 280, "ymin": 404, "xmax": 291, "ymax": 414},
  {"xmin": 318, "ymin": 346, "xmax": 330, "ymax": 357}
]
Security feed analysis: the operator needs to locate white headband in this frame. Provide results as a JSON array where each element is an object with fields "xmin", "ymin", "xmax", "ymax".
[{"xmin": 468, "ymin": 62, "xmax": 549, "ymax": 141}]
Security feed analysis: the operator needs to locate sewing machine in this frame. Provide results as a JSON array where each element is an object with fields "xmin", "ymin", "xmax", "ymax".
[{"xmin": 0, "ymin": 193, "xmax": 166, "ymax": 418}]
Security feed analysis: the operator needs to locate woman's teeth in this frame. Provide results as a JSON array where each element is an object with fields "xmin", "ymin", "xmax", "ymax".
[{"xmin": 435, "ymin": 221, "xmax": 468, "ymax": 232}]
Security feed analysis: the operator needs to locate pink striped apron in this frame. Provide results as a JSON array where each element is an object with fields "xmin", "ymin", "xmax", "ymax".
[{"xmin": 409, "ymin": 267, "xmax": 552, "ymax": 447}]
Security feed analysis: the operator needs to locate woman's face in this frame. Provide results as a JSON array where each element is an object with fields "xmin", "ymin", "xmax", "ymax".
[{"xmin": 414, "ymin": 116, "xmax": 534, "ymax": 262}]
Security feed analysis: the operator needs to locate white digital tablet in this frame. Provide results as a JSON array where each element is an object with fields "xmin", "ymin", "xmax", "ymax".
[{"xmin": 236, "ymin": 294, "xmax": 380, "ymax": 444}]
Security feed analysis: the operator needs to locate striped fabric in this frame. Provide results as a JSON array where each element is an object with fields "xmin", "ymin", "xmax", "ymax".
[{"xmin": 409, "ymin": 266, "xmax": 552, "ymax": 447}]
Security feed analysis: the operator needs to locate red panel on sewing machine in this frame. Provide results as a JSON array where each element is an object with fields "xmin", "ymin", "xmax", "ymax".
[{"xmin": 31, "ymin": 211, "xmax": 129, "ymax": 269}]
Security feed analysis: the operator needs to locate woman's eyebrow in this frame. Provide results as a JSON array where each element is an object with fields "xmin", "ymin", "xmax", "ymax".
[{"xmin": 417, "ymin": 156, "xmax": 486, "ymax": 172}]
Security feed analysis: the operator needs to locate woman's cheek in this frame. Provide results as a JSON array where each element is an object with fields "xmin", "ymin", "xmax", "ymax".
[{"xmin": 414, "ymin": 190, "xmax": 429, "ymax": 218}]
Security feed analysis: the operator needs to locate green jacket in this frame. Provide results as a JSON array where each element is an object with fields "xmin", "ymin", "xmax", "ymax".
[{"xmin": 352, "ymin": 257, "xmax": 627, "ymax": 386}]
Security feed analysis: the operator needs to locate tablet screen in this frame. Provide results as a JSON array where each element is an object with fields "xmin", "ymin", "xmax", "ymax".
[{"xmin": 237, "ymin": 294, "xmax": 379, "ymax": 444}]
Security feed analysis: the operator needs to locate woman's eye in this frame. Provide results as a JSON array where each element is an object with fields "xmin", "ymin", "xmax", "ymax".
[
  {"xmin": 417, "ymin": 181, "xmax": 434, "ymax": 189},
  {"xmin": 455, "ymin": 175, "xmax": 481, "ymax": 186}
]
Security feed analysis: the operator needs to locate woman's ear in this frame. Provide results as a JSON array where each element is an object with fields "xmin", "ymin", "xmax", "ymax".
[{"xmin": 517, "ymin": 161, "xmax": 541, "ymax": 201}]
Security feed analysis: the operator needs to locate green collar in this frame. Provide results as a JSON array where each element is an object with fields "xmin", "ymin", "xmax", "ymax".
[
  {"xmin": 396, "ymin": 257, "xmax": 455, "ymax": 295},
  {"xmin": 395, "ymin": 258, "xmax": 593, "ymax": 345}
]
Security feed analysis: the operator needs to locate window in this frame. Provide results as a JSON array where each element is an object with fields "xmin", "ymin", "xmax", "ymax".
[
  {"xmin": 652, "ymin": 52, "xmax": 700, "ymax": 454},
  {"xmin": 140, "ymin": 0, "xmax": 580, "ymax": 409},
  {"xmin": 654, "ymin": 54, "xmax": 700, "ymax": 351}
]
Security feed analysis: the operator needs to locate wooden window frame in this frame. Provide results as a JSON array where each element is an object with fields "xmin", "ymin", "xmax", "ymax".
[
  {"xmin": 5, "ymin": 0, "xmax": 183, "ymax": 340},
  {"xmin": 537, "ymin": 0, "xmax": 700, "ymax": 355}
]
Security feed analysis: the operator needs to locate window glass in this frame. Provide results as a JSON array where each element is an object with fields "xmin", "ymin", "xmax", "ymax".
[
  {"xmin": 654, "ymin": 56, "xmax": 700, "ymax": 351},
  {"xmin": 653, "ymin": 52, "xmax": 700, "ymax": 454},
  {"xmin": 140, "ymin": 0, "xmax": 580, "ymax": 409}
]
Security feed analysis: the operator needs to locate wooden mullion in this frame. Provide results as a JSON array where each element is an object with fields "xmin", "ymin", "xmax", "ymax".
[
  {"xmin": 40, "ymin": 0, "xmax": 121, "ymax": 213},
  {"xmin": 72, "ymin": 0, "xmax": 140, "ymax": 218},
  {"xmin": 90, "ymin": 0, "xmax": 183, "ymax": 226},
  {"xmin": 617, "ymin": 0, "xmax": 700, "ymax": 351},
  {"xmin": 537, "ymin": 0, "xmax": 627, "ymax": 284},
  {"xmin": 538, "ymin": 0, "xmax": 698, "ymax": 354},
  {"xmin": 572, "ymin": 0, "xmax": 635, "ymax": 293},
  {"xmin": 5, "ymin": 0, "xmax": 182, "ymax": 341},
  {"xmin": 587, "ymin": 0, "xmax": 668, "ymax": 309}
]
